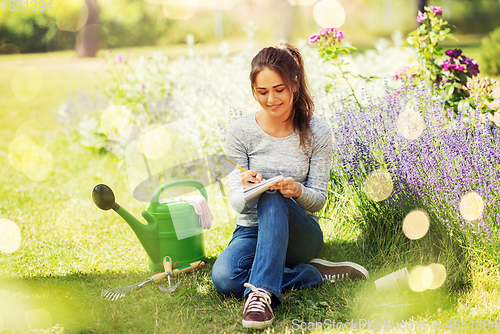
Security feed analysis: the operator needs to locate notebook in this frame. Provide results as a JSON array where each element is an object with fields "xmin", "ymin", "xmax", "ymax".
[{"xmin": 243, "ymin": 175, "xmax": 284, "ymax": 207}]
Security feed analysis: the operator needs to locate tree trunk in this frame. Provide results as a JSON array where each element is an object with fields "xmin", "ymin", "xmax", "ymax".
[
  {"xmin": 273, "ymin": 0, "xmax": 293, "ymax": 43},
  {"xmin": 417, "ymin": 0, "xmax": 427, "ymax": 13},
  {"xmin": 76, "ymin": 0, "xmax": 101, "ymax": 57}
]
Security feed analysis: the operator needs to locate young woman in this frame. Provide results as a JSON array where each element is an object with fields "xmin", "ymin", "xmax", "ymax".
[{"xmin": 212, "ymin": 43, "xmax": 368, "ymax": 329}]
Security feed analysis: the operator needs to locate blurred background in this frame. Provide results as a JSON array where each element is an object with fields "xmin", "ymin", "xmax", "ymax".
[{"xmin": 1, "ymin": 0, "xmax": 499, "ymax": 57}]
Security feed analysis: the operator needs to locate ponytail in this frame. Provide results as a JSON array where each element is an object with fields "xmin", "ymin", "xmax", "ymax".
[{"xmin": 250, "ymin": 43, "xmax": 315, "ymax": 153}]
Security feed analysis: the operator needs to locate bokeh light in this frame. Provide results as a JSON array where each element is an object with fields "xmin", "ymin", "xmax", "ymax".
[
  {"xmin": 0, "ymin": 43, "xmax": 21, "ymax": 55},
  {"xmin": 408, "ymin": 265, "xmax": 430, "ymax": 292},
  {"xmin": 25, "ymin": 308, "xmax": 52, "ymax": 329},
  {"xmin": 459, "ymin": 191, "xmax": 484, "ymax": 221},
  {"xmin": 0, "ymin": 219, "xmax": 22, "ymax": 253},
  {"xmin": 16, "ymin": 119, "xmax": 45, "ymax": 138},
  {"xmin": 22, "ymin": 145, "xmax": 54, "ymax": 182},
  {"xmin": 363, "ymin": 170, "xmax": 393, "ymax": 202},
  {"xmin": 424, "ymin": 263, "xmax": 447, "ymax": 289},
  {"xmin": 46, "ymin": 30, "xmax": 77, "ymax": 53},
  {"xmin": 100, "ymin": 104, "xmax": 135, "ymax": 141},
  {"xmin": 313, "ymin": 0, "xmax": 345, "ymax": 28},
  {"xmin": 8, "ymin": 135, "xmax": 36, "ymax": 172},
  {"xmin": 287, "ymin": 0, "xmax": 317, "ymax": 6},
  {"xmin": 75, "ymin": 24, "xmax": 109, "ymax": 57},
  {"xmin": 204, "ymin": 0, "xmax": 237, "ymax": 10},
  {"xmin": 138, "ymin": 125, "xmax": 172, "ymax": 160},
  {"xmin": 56, "ymin": 0, "xmax": 89, "ymax": 32},
  {"xmin": 402, "ymin": 209, "xmax": 430, "ymax": 240},
  {"xmin": 163, "ymin": 0, "xmax": 198, "ymax": 20},
  {"xmin": 11, "ymin": 67, "xmax": 43, "ymax": 102},
  {"xmin": 397, "ymin": 109, "xmax": 425, "ymax": 141}
]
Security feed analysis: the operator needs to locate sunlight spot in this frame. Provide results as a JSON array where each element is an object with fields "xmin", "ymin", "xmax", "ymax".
[
  {"xmin": 459, "ymin": 191, "xmax": 484, "ymax": 221},
  {"xmin": 22, "ymin": 145, "xmax": 54, "ymax": 182},
  {"xmin": 397, "ymin": 109, "xmax": 425, "ymax": 141},
  {"xmin": 138, "ymin": 125, "xmax": 172, "ymax": 160},
  {"xmin": 0, "ymin": 43, "xmax": 21, "ymax": 55},
  {"xmin": 56, "ymin": 0, "xmax": 89, "ymax": 32},
  {"xmin": 287, "ymin": 0, "xmax": 317, "ymax": 5},
  {"xmin": 374, "ymin": 267, "xmax": 409, "ymax": 292},
  {"xmin": 46, "ymin": 30, "xmax": 77, "ymax": 53},
  {"xmin": 100, "ymin": 105, "xmax": 135, "ymax": 142},
  {"xmin": 313, "ymin": 0, "xmax": 345, "ymax": 28},
  {"xmin": 204, "ymin": 0, "xmax": 237, "ymax": 10},
  {"xmin": 409, "ymin": 265, "xmax": 429, "ymax": 292},
  {"xmin": 11, "ymin": 67, "xmax": 43, "ymax": 102},
  {"xmin": 8, "ymin": 135, "xmax": 36, "ymax": 172},
  {"xmin": 25, "ymin": 308, "xmax": 52, "ymax": 329},
  {"xmin": 424, "ymin": 263, "xmax": 447, "ymax": 289},
  {"xmin": 363, "ymin": 170, "xmax": 393, "ymax": 202},
  {"xmin": 163, "ymin": 0, "xmax": 198, "ymax": 20},
  {"xmin": 75, "ymin": 24, "xmax": 109, "ymax": 57},
  {"xmin": 403, "ymin": 209, "xmax": 429, "ymax": 240},
  {"xmin": 16, "ymin": 119, "xmax": 45, "ymax": 138},
  {"xmin": 0, "ymin": 219, "xmax": 22, "ymax": 253}
]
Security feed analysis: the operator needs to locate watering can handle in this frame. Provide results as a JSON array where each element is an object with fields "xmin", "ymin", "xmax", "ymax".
[{"xmin": 150, "ymin": 180, "xmax": 208, "ymax": 208}]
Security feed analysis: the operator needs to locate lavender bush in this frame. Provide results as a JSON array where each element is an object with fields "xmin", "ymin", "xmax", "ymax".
[{"xmin": 329, "ymin": 80, "xmax": 500, "ymax": 256}]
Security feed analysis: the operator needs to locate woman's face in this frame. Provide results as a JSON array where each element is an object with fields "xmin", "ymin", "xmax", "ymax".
[{"xmin": 254, "ymin": 68, "xmax": 295, "ymax": 120}]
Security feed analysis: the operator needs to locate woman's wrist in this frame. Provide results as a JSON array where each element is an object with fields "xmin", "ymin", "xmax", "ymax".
[{"xmin": 292, "ymin": 182, "xmax": 302, "ymax": 199}]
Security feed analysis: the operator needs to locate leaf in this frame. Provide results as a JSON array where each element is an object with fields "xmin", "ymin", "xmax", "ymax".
[
  {"xmin": 446, "ymin": 33, "xmax": 459, "ymax": 41},
  {"xmin": 446, "ymin": 85, "xmax": 455, "ymax": 96}
]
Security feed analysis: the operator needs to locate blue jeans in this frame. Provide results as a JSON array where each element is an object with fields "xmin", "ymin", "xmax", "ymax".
[{"xmin": 212, "ymin": 191, "xmax": 324, "ymax": 305}]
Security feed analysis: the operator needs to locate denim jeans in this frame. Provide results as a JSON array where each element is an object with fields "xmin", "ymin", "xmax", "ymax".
[{"xmin": 212, "ymin": 191, "xmax": 324, "ymax": 305}]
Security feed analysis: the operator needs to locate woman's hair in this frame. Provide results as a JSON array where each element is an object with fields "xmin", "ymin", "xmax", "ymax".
[{"xmin": 249, "ymin": 43, "xmax": 314, "ymax": 152}]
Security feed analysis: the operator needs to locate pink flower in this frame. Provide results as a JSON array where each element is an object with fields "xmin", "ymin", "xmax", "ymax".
[
  {"xmin": 308, "ymin": 33, "xmax": 319, "ymax": 44},
  {"xmin": 430, "ymin": 6, "xmax": 443, "ymax": 14},
  {"xmin": 336, "ymin": 30, "xmax": 345, "ymax": 40},
  {"xmin": 117, "ymin": 53, "xmax": 124, "ymax": 63},
  {"xmin": 417, "ymin": 12, "xmax": 426, "ymax": 23}
]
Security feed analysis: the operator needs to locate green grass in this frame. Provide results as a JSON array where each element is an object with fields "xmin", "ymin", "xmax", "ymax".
[{"xmin": 1, "ymin": 47, "xmax": 500, "ymax": 333}]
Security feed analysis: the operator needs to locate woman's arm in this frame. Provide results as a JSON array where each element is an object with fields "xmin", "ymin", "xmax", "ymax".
[
  {"xmin": 226, "ymin": 123, "xmax": 252, "ymax": 214},
  {"xmin": 294, "ymin": 121, "xmax": 333, "ymax": 212}
]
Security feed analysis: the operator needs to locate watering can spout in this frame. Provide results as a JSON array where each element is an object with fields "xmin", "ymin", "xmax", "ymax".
[{"xmin": 92, "ymin": 184, "xmax": 160, "ymax": 264}]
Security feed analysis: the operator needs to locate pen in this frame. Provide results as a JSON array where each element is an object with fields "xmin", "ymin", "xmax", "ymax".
[{"xmin": 225, "ymin": 158, "xmax": 247, "ymax": 172}]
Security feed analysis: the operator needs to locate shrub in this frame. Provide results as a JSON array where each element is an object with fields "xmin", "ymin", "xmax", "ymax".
[{"xmin": 481, "ymin": 26, "xmax": 500, "ymax": 76}]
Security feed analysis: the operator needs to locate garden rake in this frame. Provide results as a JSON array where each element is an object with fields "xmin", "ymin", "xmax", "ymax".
[{"xmin": 101, "ymin": 271, "xmax": 166, "ymax": 301}]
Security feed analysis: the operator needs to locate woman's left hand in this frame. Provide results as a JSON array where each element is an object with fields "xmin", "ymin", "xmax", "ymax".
[{"xmin": 270, "ymin": 177, "xmax": 302, "ymax": 199}]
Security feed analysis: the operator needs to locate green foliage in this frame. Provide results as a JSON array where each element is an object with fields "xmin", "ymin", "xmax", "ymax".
[
  {"xmin": 481, "ymin": 26, "xmax": 500, "ymax": 76},
  {"xmin": 402, "ymin": 6, "xmax": 498, "ymax": 120},
  {"xmin": 0, "ymin": 11, "xmax": 55, "ymax": 53}
]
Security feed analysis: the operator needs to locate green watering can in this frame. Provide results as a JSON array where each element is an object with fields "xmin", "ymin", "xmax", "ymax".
[{"xmin": 92, "ymin": 180, "xmax": 206, "ymax": 271}]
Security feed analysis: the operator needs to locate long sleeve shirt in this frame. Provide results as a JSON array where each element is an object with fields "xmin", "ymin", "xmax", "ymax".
[{"xmin": 226, "ymin": 111, "xmax": 333, "ymax": 227}]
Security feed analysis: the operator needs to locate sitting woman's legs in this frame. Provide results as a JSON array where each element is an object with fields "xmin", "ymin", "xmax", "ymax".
[{"xmin": 212, "ymin": 191, "xmax": 324, "ymax": 304}]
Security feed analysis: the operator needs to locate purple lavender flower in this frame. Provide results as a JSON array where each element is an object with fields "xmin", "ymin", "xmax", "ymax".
[
  {"xmin": 309, "ymin": 33, "xmax": 319, "ymax": 44},
  {"xmin": 430, "ymin": 6, "xmax": 443, "ymax": 14},
  {"xmin": 445, "ymin": 49, "xmax": 462, "ymax": 59},
  {"xmin": 417, "ymin": 12, "xmax": 426, "ymax": 23}
]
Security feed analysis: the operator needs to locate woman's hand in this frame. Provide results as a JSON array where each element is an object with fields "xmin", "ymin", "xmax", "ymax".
[
  {"xmin": 270, "ymin": 177, "xmax": 302, "ymax": 199},
  {"xmin": 240, "ymin": 170, "xmax": 263, "ymax": 189}
]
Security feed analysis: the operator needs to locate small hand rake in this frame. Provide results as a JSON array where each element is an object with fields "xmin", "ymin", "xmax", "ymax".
[{"xmin": 102, "ymin": 272, "xmax": 166, "ymax": 301}]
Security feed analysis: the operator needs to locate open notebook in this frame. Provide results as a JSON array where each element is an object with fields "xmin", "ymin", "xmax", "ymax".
[{"xmin": 243, "ymin": 175, "xmax": 284, "ymax": 207}]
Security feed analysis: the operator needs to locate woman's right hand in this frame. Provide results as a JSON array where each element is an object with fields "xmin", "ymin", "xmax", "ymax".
[{"xmin": 240, "ymin": 170, "xmax": 263, "ymax": 189}]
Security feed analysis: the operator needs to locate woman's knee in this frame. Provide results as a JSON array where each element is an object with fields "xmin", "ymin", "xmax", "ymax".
[{"xmin": 212, "ymin": 257, "xmax": 246, "ymax": 298}]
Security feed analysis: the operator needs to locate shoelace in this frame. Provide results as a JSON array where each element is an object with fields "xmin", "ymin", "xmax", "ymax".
[
  {"xmin": 324, "ymin": 272, "xmax": 349, "ymax": 282},
  {"xmin": 243, "ymin": 283, "xmax": 273, "ymax": 315}
]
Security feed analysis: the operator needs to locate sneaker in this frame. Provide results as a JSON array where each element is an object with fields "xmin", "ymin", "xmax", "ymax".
[
  {"xmin": 242, "ymin": 283, "xmax": 274, "ymax": 329},
  {"xmin": 309, "ymin": 258, "xmax": 369, "ymax": 282}
]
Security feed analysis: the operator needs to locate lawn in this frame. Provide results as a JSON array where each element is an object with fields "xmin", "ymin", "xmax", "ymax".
[{"xmin": 1, "ymin": 43, "xmax": 500, "ymax": 334}]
